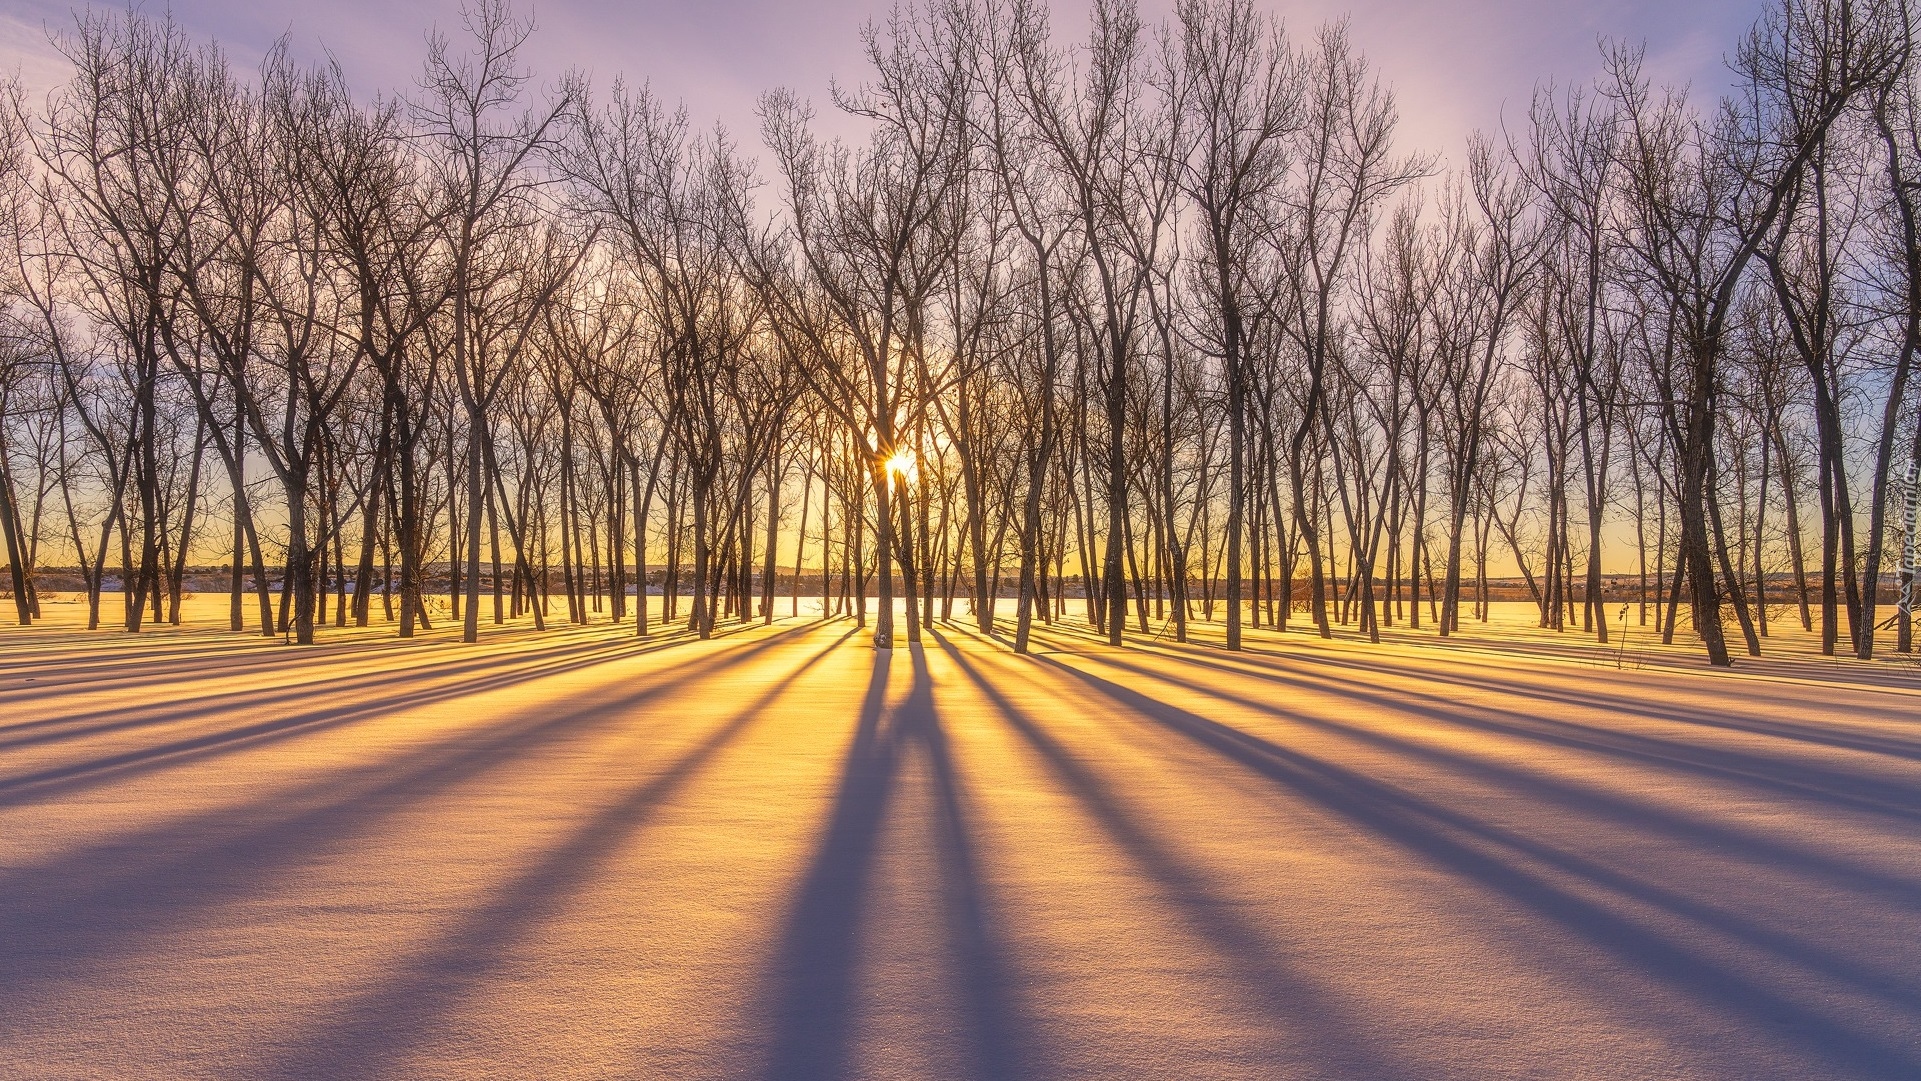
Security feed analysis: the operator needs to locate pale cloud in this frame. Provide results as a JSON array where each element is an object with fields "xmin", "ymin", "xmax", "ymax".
[
  {"xmin": 1169, "ymin": 0, "xmax": 1761, "ymax": 163},
  {"xmin": 0, "ymin": 0, "xmax": 1766, "ymax": 162},
  {"xmin": 0, "ymin": 7, "xmax": 81, "ymax": 100}
]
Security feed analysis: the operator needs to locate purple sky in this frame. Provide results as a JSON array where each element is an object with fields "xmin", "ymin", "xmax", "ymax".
[{"xmin": 3, "ymin": 0, "xmax": 1765, "ymax": 165}]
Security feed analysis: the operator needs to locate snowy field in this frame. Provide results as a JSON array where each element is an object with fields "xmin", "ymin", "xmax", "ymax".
[{"xmin": 1, "ymin": 596, "xmax": 1918, "ymax": 1080}]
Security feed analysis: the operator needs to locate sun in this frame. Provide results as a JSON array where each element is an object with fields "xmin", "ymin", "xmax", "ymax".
[{"xmin": 884, "ymin": 447, "xmax": 918, "ymax": 484}]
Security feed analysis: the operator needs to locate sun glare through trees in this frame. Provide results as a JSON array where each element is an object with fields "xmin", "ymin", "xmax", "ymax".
[
  {"xmin": 884, "ymin": 448, "xmax": 919, "ymax": 485},
  {"xmin": 1, "ymin": 0, "xmax": 1919, "ymax": 1078}
]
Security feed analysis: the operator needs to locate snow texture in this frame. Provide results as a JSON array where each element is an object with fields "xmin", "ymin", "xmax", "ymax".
[{"xmin": 1, "ymin": 596, "xmax": 1918, "ymax": 1080}]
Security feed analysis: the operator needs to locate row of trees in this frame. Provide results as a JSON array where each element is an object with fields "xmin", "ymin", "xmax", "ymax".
[{"xmin": 0, "ymin": 0, "xmax": 1916, "ymax": 664}]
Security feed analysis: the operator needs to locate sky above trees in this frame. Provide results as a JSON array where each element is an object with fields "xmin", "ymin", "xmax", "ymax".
[{"xmin": 3, "ymin": 0, "xmax": 1764, "ymax": 160}]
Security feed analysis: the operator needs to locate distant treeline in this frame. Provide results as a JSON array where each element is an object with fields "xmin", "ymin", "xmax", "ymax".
[{"xmin": 0, "ymin": 0, "xmax": 1916, "ymax": 665}]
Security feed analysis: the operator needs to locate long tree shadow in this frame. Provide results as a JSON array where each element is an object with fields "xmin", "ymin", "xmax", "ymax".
[
  {"xmin": 0, "ymin": 624, "xmax": 493, "ymax": 690},
  {"xmin": 756, "ymin": 640, "xmax": 1034, "ymax": 1081},
  {"xmin": 0, "ymin": 613, "xmax": 808, "ymax": 743},
  {"xmin": 1069, "ymin": 648, "xmax": 1921, "ymax": 904},
  {"xmin": 0, "ymin": 620, "xmax": 826, "ymax": 806},
  {"xmin": 1047, "ymin": 610, "xmax": 1921, "ymax": 761},
  {"xmin": 911, "ymin": 636, "xmax": 1035, "ymax": 1081},
  {"xmin": 756, "ymin": 646, "xmax": 897, "ymax": 1080},
  {"xmin": 1016, "ymin": 616, "xmax": 1921, "ymax": 761},
  {"xmin": 0, "ymin": 624, "xmax": 838, "ymax": 1018},
  {"xmin": 1059, "ymin": 648, "xmax": 1921, "ymax": 1013},
  {"xmin": 1016, "ymin": 620, "xmax": 1921, "ymax": 823},
  {"xmin": 1374, "ymin": 623, "xmax": 1921, "ymax": 692},
  {"xmin": 0, "ymin": 609, "xmax": 815, "ymax": 727},
  {"xmin": 936, "ymin": 633, "xmax": 1422, "ymax": 1081},
  {"xmin": 0, "ymin": 646, "xmax": 631, "ymax": 765},
  {"xmin": 0, "ymin": 626, "xmax": 635, "ymax": 737},
  {"xmin": 1021, "ymin": 618, "xmax": 1921, "ymax": 814},
  {"xmin": 1249, "ymin": 642, "xmax": 1921, "ymax": 762},
  {"xmin": 1009, "ymin": 607, "xmax": 1921, "ymax": 696},
  {"xmin": 257, "ymin": 628, "xmax": 854, "ymax": 1079},
  {"xmin": 1047, "ymin": 657, "xmax": 1921, "ymax": 1081}
]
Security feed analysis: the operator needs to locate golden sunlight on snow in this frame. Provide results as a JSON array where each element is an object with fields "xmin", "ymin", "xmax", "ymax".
[{"xmin": 1, "ymin": 598, "xmax": 1918, "ymax": 1080}]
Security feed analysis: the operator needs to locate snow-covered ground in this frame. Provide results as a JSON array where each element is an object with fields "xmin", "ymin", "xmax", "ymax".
[{"xmin": 1, "ymin": 596, "xmax": 1917, "ymax": 1080}]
